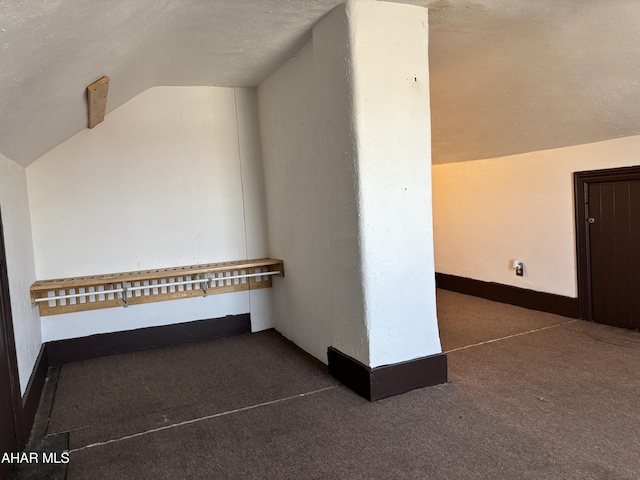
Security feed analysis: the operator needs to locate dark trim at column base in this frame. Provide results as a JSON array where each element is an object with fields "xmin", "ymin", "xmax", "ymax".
[
  {"xmin": 46, "ymin": 313, "xmax": 251, "ymax": 366},
  {"xmin": 327, "ymin": 347, "xmax": 448, "ymax": 401},
  {"xmin": 21, "ymin": 344, "xmax": 49, "ymax": 440},
  {"xmin": 436, "ymin": 273, "xmax": 580, "ymax": 319}
]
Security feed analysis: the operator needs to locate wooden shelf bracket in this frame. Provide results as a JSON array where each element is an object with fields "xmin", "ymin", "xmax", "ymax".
[{"xmin": 87, "ymin": 75, "xmax": 110, "ymax": 128}]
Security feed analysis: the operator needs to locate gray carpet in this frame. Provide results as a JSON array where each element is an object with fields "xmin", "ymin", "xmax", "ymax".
[
  {"xmin": 45, "ymin": 290, "xmax": 640, "ymax": 479},
  {"xmin": 47, "ymin": 331, "xmax": 336, "ymax": 450}
]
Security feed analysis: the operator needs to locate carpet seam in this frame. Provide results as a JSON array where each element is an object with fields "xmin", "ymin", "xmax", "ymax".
[
  {"xmin": 444, "ymin": 319, "xmax": 579, "ymax": 354},
  {"xmin": 67, "ymin": 385, "xmax": 337, "ymax": 454}
]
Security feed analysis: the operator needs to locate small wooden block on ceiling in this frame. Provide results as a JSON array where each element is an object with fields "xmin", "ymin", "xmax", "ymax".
[{"xmin": 87, "ymin": 76, "xmax": 109, "ymax": 128}]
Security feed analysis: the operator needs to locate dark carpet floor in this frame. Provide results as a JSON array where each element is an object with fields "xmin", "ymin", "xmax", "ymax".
[{"xmin": 41, "ymin": 289, "xmax": 640, "ymax": 479}]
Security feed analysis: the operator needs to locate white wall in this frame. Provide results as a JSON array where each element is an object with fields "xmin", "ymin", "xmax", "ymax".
[
  {"xmin": 312, "ymin": 3, "xmax": 370, "ymax": 364},
  {"xmin": 27, "ymin": 86, "xmax": 272, "ymax": 340},
  {"xmin": 433, "ymin": 134, "xmax": 640, "ymax": 298},
  {"xmin": 234, "ymin": 88, "xmax": 273, "ymax": 332},
  {"xmin": 258, "ymin": 34, "xmax": 364, "ymax": 364},
  {"xmin": 28, "ymin": 87, "xmax": 246, "ymax": 277},
  {"xmin": 40, "ymin": 293, "xmax": 249, "ymax": 342},
  {"xmin": 0, "ymin": 153, "xmax": 41, "ymax": 394},
  {"xmin": 259, "ymin": 0, "xmax": 441, "ymax": 368}
]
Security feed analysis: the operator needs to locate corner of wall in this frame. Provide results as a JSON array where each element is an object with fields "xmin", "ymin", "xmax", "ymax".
[
  {"xmin": 0, "ymin": 152, "xmax": 42, "ymax": 394},
  {"xmin": 24, "ymin": 87, "xmax": 262, "ymax": 342},
  {"xmin": 234, "ymin": 87, "xmax": 274, "ymax": 332},
  {"xmin": 432, "ymin": 134, "xmax": 640, "ymax": 298}
]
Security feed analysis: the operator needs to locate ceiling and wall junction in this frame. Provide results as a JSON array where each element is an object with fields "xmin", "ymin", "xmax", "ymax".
[{"xmin": 1, "ymin": 0, "xmax": 639, "ymax": 165}]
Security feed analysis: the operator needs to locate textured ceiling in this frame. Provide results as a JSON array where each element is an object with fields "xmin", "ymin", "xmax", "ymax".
[
  {"xmin": 1, "ymin": 0, "xmax": 639, "ymax": 166},
  {"xmin": 428, "ymin": 0, "xmax": 640, "ymax": 163}
]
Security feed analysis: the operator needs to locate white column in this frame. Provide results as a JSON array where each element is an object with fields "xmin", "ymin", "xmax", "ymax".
[
  {"xmin": 259, "ymin": 0, "xmax": 442, "ymax": 374},
  {"xmin": 347, "ymin": 0, "xmax": 442, "ymax": 366},
  {"xmin": 315, "ymin": 0, "xmax": 441, "ymax": 367}
]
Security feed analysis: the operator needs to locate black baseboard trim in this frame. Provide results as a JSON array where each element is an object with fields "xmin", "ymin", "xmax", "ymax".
[
  {"xmin": 18, "ymin": 314, "xmax": 250, "ymax": 445},
  {"xmin": 21, "ymin": 344, "xmax": 49, "ymax": 440},
  {"xmin": 328, "ymin": 347, "xmax": 448, "ymax": 401},
  {"xmin": 12, "ymin": 366, "xmax": 69, "ymax": 480},
  {"xmin": 436, "ymin": 273, "xmax": 580, "ymax": 319},
  {"xmin": 46, "ymin": 314, "xmax": 251, "ymax": 366}
]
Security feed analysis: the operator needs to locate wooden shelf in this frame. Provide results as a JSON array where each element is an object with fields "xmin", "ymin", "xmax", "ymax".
[{"xmin": 30, "ymin": 258, "xmax": 284, "ymax": 316}]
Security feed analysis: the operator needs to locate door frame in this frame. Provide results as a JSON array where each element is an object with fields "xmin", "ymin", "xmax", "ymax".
[
  {"xmin": 574, "ymin": 165, "xmax": 640, "ymax": 322},
  {"xmin": 0, "ymin": 206, "xmax": 25, "ymax": 453}
]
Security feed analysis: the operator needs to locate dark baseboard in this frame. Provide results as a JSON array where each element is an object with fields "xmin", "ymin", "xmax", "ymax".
[
  {"xmin": 21, "ymin": 344, "xmax": 49, "ymax": 439},
  {"xmin": 327, "ymin": 347, "xmax": 372, "ymax": 399},
  {"xmin": 46, "ymin": 314, "xmax": 251, "ymax": 366},
  {"xmin": 436, "ymin": 273, "xmax": 580, "ymax": 319},
  {"xmin": 328, "ymin": 347, "xmax": 448, "ymax": 401},
  {"xmin": 12, "ymin": 367, "xmax": 69, "ymax": 480},
  {"xmin": 18, "ymin": 314, "xmax": 250, "ymax": 447}
]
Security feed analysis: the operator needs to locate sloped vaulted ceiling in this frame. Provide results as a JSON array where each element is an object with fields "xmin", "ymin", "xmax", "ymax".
[
  {"xmin": 428, "ymin": 0, "xmax": 640, "ymax": 164},
  {"xmin": 0, "ymin": 0, "xmax": 345, "ymax": 166},
  {"xmin": 1, "ymin": 0, "xmax": 640, "ymax": 166}
]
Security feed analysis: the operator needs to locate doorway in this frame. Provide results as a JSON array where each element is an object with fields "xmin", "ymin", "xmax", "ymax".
[
  {"xmin": 575, "ymin": 166, "xmax": 640, "ymax": 329},
  {"xmin": 0, "ymin": 207, "xmax": 24, "ymax": 479}
]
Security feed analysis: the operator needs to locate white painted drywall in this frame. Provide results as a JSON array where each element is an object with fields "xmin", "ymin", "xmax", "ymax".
[
  {"xmin": 258, "ymin": 32, "xmax": 365, "ymax": 363},
  {"xmin": 28, "ymin": 87, "xmax": 246, "ymax": 277},
  {"xmin": 0, "ymin": 153, "xmax": 41, "ymax": 394},
  {"xmin": 259, "ymin": 0, "xmax": 441, "ymax": 368},
  {"xmin": 235, "ymin": 88, "xmax": 270, "ymax": 262},
  {"xmin": 432, "ymin": 134, "xmax": 640, "ymax": 298},
  {"xmin": 234, "ymin": 88, "xmax": 274, "ymax": 332},
  {"xmin": 40, "ymin": 292, "xmax": 249, "ymax": 343},
  {"xmin": 311, "ymin": 3, "xmax": 370, "ymax": 365},
  {"xmin": 27, "ymin": 86, "xmax": 271, "ymax": 340},
  {"xmin": 348, "ymin": 1, "xmax": 441, "ymax": 367}
]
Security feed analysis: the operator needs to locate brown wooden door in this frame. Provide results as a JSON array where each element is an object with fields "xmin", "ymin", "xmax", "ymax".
[
  {"xmin": 0, "ymin": 209, "xmax": 23, "ymax": 479},
  {"xmin": 586, "ymin": 179, "xmax": 640, "ymax": 329}
]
